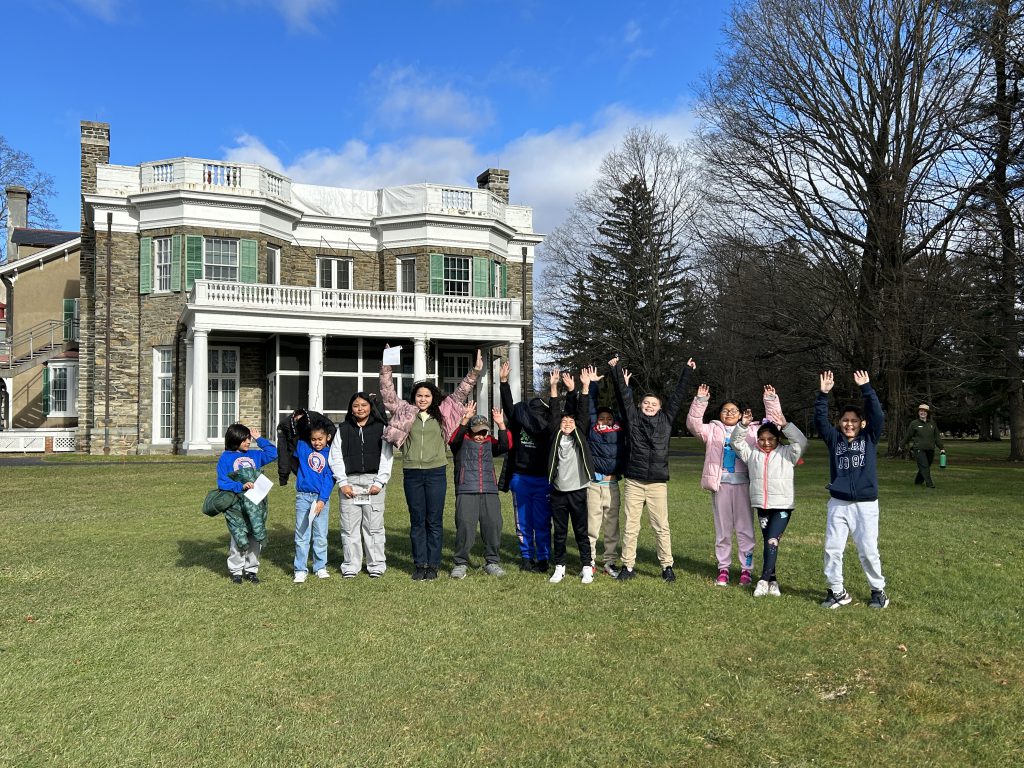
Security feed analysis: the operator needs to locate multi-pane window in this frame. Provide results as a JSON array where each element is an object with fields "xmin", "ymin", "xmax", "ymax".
[
  {"xmin": 267, "ymin": 245, "xmax": 281, "ymax": 285},
  {"xmin": 319, "ymin": 257, "xmax": 352, "ymax": 290},
  {"xmin": 398, "ymin": 257, "xmax": 416, "ymax": 293},
  {"xmin": 441, "ymin": 353, "xmax": 471, "ymax": 395},
  {"xmin": 204, "ymin": 238, "xmax": 239, "ymax": 281},
  {"xmin": 444, "ymin": 256, "xmax": 471, "ymax": 296},
  {"xmin": 207, "ymin": 348, "xmax": 238, "ymax": 440},
  {"xmin": 154, "ymin": 348, "xmax": 173, "ymax": 442},
  {"xmin": 154, "ymin": 237, "xmax": 173, "ymax": 292},
  {"xmin": 47, "ymin": 363, "xmax": 78, "ymax": 417}
]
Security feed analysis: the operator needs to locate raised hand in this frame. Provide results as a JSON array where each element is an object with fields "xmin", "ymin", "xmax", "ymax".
[
  {"xmin": 586, "ymin": 365, "xmax": 603, "ymax": 382},
  {"xmin": 249, "ymin": 428, "xmax": 261, "ymax": 440},
  {"xmin": 464, "ymin": 400, "xmax": 477, "ymax": 419},
  {"xmin": 474, "ymin": 349, "xmax": 484, "ymax": 372},
  {"xmin": 492, "ymin": 408, "xmax": 505, "ymax": 428},
  {"xmin": 853, "ymin": 370, "xmax": 870, "ymax": 386},
  {"xmin": 579, "ymin": 367, "xmax": 591, "ymax": 386},
  {"xmin": 623, "ymin": 369, "xmax": 633, "ymax": 387},
  {"xmin": 549, "ymin": 368, "xmax": 560, "ymax": 396},
  {"xmin": 697, "ymin": 383, "xmax": 710, "ymax": 399},
  {"xmin": 608, "ymin": 356, "xmax": 619, "ymax": 368},
  {"xmin": 561, "ymin": 371, "xmax": 576, "ymax": 391},
  {"xmin": 764, "ymin": 384, "xmax": 777, "ymax": 399},
  {"xmin": 687, "ymin": 358, "xmax": 697, "ymax": 370},
  {"xmin": 820, "ymin": 371, "xmax": 835, "ymax": 394},
  {"xmin": 499, "ymin": 360, "xmax": 510, "ymax": 383},
  {"xmin": 741, "ymin": 408, "xmax": 753, "ymax": 427}
]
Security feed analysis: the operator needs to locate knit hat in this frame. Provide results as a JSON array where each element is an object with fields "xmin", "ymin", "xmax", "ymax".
[
  {"xmin": 918, "ymin": 404, "xmax": 930, "ymax": 412},
  {"xmin": 469, "ymin": 415, "xmax": 489, "ymax": 434}
]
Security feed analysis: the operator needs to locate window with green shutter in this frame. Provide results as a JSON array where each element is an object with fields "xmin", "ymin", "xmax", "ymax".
[
  {"xmin": 63, "ymin": 299, "xmax": 79, "ymax": 342},
  {"xmin": 170, "ymin": 234, "xmax": 182, "ymax": 292},
  {"xmin": 429, "ymin": 253, "xmax": 444, "ymax": 294},
  {"xmin": 139, "ymin": 237, "xmax": 152, "ymax": 295},
  {"xmin": 185, "ymin": 235, "xmax": 203, "ymax": 290},
  {"xmin": 501, "ymin": 262, "xmax": 508, "ymax": 297},
  {"xmin": 239, "ymin": 239, "xmax": 258, "ymax": 284},
  {"xmin": 472, "ymin": 256, "xmax": 489, "ymax": 297}
]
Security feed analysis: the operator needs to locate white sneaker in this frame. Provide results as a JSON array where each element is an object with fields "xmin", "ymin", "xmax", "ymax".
[
  {"xmin": 753, "ymin": 579, "xmax": 769, "ymax": 597},
  {"xmin": 315, "ymin": 568, "xmax": 330, "ymax": 580},
  {"xmin": 768, "ymin": 581, "xmax": 782, "ymax": 597},
  {"xmin": 549, "ymin": 564, "xmax": 566, "ymax": 584},
  {"xmin": 293, "ymin": 571, "xmax": 307, "ymax": 584},
  {"xmin": 581, "ymin": 565, "xmax": 594, "ymax": 584},
  {"xmin": 603, "ymin": 562, "xmax": 620, "ymax": 578}
]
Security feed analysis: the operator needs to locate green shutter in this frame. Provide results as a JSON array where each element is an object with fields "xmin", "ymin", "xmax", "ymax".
[
  {"xmin": 63, "ymin": 299, "xmax": 76, "ymax": 341},
  {"xmin": 42, "ymin": 366, "xmax": 50, "ymax": 415},
  {"xmin": 170, "ymin": 234, "xmax": 182, "ymax": 292},
  {"xmin": 501, "ymin": 262, "xmax": 508, "ymax": 298},
  {"xmin": 473, "ymin": 256, "xmax": 489, "ymax": 297},
  {"xmin": 139, "ymin": 237, "xmax": 152, "ymax": 295},
  {"xmin": 429, "ymin": 253, "xmax": 444, "ymax": 294},
  {"xmin": 185, "ymin": 235, "xmax": 203, "ymax": 290},
  {"xmin": 239, "ymin": 239, "xmax": 258, "ymax": 284}
]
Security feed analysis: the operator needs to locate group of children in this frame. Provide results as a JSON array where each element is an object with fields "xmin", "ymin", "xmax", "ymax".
[{"xmin": 213, "ymin": 352, "xmax": 891, "ymax": 610}]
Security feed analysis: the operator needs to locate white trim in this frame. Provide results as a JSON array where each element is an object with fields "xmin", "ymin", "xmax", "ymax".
[
  {"xmin": 207, "ymin": 346, "xmax": 239, "ymax": 441},
  {"xmin": 152, "ymin": 347, "xmax": 174, "ymax": 445},
  {"xmin": 47, "ymin": 361, "xmax": 79, "ymax": 417},
  {"xmin": 397, "ymin": 256, "xmax": 416, "ymax": 293},
  {"xmin": 267, "ymin": 244, "xmax": 281, "ymax": 285},
  {"xmin": 153, "ymin": 236, "xmax": 173, "ymax": 293},
  {"xmin": 0, "ymin": 238, "xmax": 81, "ymax": 279},
  {"xmin": 317, "ymin": 256, "xmax": 353, "ymax": 291}
]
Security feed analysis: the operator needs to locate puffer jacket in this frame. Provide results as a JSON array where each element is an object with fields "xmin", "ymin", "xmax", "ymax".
[
  {"xmin": 687, "ymin": 391, "xmax": 785, "ymax": 492},
  {"xmin": 612, "ymin": 363, "xmax": 692, "ymax": 483},
  {"xmin": 449, "ymin": 424, "xmax": 511, "ymax": 494},
  {"xmin": 731, "ymin": 422, "xmax": 807, "ymax": 509},
  {"xmin": 497, "ymin": 381, "xmax": 553, "ymax": 492},
  {"xmin": 378, "ymin": 365, "xmax": 477, "ymax": 448},
  {"xmin": 586, "ymin": 385, "xmax": 627, "ymax": 477},
  {"xmin": 222, "ymin": 466, "xmax": 269, "ymax": 549}
]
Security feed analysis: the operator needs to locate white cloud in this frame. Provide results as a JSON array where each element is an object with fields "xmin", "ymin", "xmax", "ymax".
[
  {"xmin": 69, "ymin": 0, "xmax": 120, "ymax": 22},
  {"xmin": 265, "ymin": 0, "xmax": 335, "ymax": 32},
  {"xmin": 624, "ymin": 19, "xmax": 642, "ymax": 44},
  {"xmin": 369, "ymin": 65, "xmax": 494, "ymax": 134},
  {"xmin": 222, "ymin": 102, "xmax": 698, "ymax": 236}
]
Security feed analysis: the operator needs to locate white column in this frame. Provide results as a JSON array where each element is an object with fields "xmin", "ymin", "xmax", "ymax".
[
  {"xmin": 413, "ymin": 337, "xmax": 427, "ymax": 381},
  {"xmin": 308, "ymin": 334, "xmax": 324, "ymax": 412},
  {"xmin": 508, "ymin": 340, "xmax": 522, "ymax": 404},
  {"xmin": 491, "ymin": 357, "xmax": 502, "ymax": 417},
  {"xmin": 184, "ymin": 338, "xmax": 193, "ymax": 449},
  {"xmin": 188, "ymin": 329, "xmax": 211, "ymax": 451},
  {"xmin": 477, "ymin": 350, "xmax": 490, "ymax": 418}
]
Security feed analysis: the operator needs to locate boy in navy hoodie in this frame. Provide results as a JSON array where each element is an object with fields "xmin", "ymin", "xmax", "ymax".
[{"xmin": 814, "ymin": 370, "xmax": 889, "ymax": 609}]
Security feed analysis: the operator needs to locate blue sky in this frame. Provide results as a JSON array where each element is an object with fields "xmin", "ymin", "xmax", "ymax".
[{"xmin": 4, "ymin": 0, "xmax": 733, "ymax": 237}]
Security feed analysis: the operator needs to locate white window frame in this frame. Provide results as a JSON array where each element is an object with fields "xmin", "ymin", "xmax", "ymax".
[
  {"xmin": 318, "ymin": 256, "xmax": 353, "ymax": 291},
  {"xmin": 440, "ymin": 352, "xmax": 471, "ymax": 395},
  {"xmin": 203, "ymin": 238, "xmax": 239, "ymax": 282},
  {"xmin": 207, "ymin": 347, "xmax": 239, "ymax": 441},
  {"xmin": 153, "ymin": 237, "xmax": 173, "ymax": 293},
  {"xmin": 47, "ymin": 362, "xmax": 79, "ymax": 417},
  {"xmin": 267, "ymin": 244, "xmax": 281, "ymax": 285},
  {"xmin": 443, "ymin": 256, "xmax": 471, "ymax": 297},
  {"xmin": 152, "ymin": 347, "xmax": 174, "ymax": 444},
  {"xmin": 397, "ymin": 256, "xmax": 417, "ymax": 293}
]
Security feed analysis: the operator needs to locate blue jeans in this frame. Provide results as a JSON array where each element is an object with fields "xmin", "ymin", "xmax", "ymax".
[
  {"xmin": 294, "ymin": 491, "xmax": 330, "ymax": 573},
  {"xmin": 404, "ymin": 466, "xmax": 447, "ymax": 567},
  {"xmin": 511, "ymin": 473, "xmax": 552, "ymax": 561}
]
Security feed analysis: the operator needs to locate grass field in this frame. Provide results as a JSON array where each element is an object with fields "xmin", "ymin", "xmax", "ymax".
[{"xmin": 1, "ymin": 439, "xmax": 1021, "ymax": 767}]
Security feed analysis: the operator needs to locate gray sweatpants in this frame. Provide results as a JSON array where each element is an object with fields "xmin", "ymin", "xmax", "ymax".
[
  {"xmin": 824, "ymin": 497, "xmax": 885, "ymax": 592},
  {"xmin": 453, "ymin": 494, "xmax": 503, "ymax": 566},
  {"xmin": 227, "ymin": 535, "xmax": 262, "ymax": 575},
  {"xmin": 339, "ymin": 473, "xmax": 387, "ymax": 577}
]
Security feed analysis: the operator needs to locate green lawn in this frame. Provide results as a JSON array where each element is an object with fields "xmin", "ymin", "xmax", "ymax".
[{"xmin": 1, "ymin": 440, "xmax": 1021, "ymax": 767}]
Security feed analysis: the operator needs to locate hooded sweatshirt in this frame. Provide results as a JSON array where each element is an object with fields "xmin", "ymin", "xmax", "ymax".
[{"xmin": 813, "ymin": 383, "xmax": 884, "ymax": 502}]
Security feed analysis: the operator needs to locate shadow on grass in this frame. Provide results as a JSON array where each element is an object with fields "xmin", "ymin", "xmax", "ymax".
[{"xmin": 176, "ymin": 537, "xmax": 226, "ymax": 575}]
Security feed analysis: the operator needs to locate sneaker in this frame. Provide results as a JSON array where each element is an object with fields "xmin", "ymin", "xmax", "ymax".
[
  {"xmin": 424, "ymin": 567, "xmax": 439, "ymax": 580},
  {"xmin": 616, "ymin": 566, "xmax": 636, "ymax": 581},
  {"xmin": 243, "ymin": 573, "xmax": 260, "ymax": 585},
  {"xmin": 535, "ymin": 559, "xmax": 550, "ymax": 573},
  {"xmin": 581, "ymin": 565, "xmax": 594, "ymax": 584},
  {"xmin": 768, "ymin": 581, "xmax": 782, "ymax": 597},
  {"xmin": 450, "ymin": 564, "xmax": 468, "ymax": 580},
  {"xmin": 603, "ymin": 562, "xmax": 620, "ymax": 578},
  {"xmin": 821, "ymin": 589, "xmax": 852, "ymax": 609},
  {"xmin": 293, "ymin": 571, "xmax": 307, "ymax": 584},
  {"xmin": 412, "ymin": 566, "xmax": 427, "ymax": 581},
  {"xmin": 368, "ymin": 571, "xmax": 384, "ymax": 578},
  {"xmin": 520, "ymin": 558, "xmax": 535, "ymax": 572},
  {"xmin": 549, "ymin": 564, "xmax": 566, "ymax": 584},
  {"xmin": 868, "ymin": 589, "xmax": 890, "ymax": 609},
  {"xmin": 753, "ymin": 579, "xmax": 769, "ymax": 597},
  {"xmin": 662, "ymin": 566, "xmax": 676, "ymax": 583},
  {"xmin": 740, "ymin": 569, "xmax": 752, "ymax": 586},
  {"xmin": 483, "ymin": 563, "xmax": 506, "ymax": 577},
  {"xmin": 315, "ymin": 568, "xmax": 330, "ymax": 580},
  {"xmin": 230, "ymin": 573, "xmax": 243, "ymax": 585},
  {"xmin": 716, "ymin": 569, "xmax": 729, "ymax": 586},
  {"xmin": 341, "ymin": 571, "xmax": 358, "ymax": 579}
]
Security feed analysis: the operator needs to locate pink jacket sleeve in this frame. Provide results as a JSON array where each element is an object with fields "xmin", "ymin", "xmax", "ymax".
[
  {"xmin": 686, "ymin": 397, "xmax": 714, "ymax": 442},
  {"xmin": 438, "ymin": 369, "xmax": 479, "ymax": 440}
]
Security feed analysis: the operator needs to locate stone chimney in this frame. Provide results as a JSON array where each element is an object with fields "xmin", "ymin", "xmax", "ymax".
[
  {"xmin": 80, "ymin": 121, "xmax": 110, "ymax": 230},
  {"xmin": 5, "ymin": 185, "xmax": 30, "ymax": 261},
  {"xmin": 476, "ymin": 168, "xmax": 510, "ymax": 204}
]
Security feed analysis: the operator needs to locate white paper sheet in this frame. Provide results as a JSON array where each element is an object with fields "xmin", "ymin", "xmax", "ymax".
[
  {"xmin": 383, "ymin": 346, "xmax": 402, "ymax": 365},
  {"xmin": 244, "ymin": 473, "xmax": 273, "ymax": 504}
]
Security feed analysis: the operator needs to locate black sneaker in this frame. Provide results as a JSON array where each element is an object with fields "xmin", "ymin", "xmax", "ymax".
[
  {"xmin": 868, "ymin": 589, "xmax": 890, "ymax": 609},
  {"xmin": 534, "ymin": 559, "xmax": 549, "ymax": 573},
  {"xmin": 520, "ymin": 558, "xmax": 535, "ymax": 572},
  {"xmin": 230, "ymin": 573, "xmax": 243, "ymax": 585},
  {"xmin": 243, "ymin": 573, "xmax": 260, "ymax": 585},
  {"xmin": 616, "ymin": 566, "xmax": 637, "ymax": 581},
  {"xmin": 821, "ymin": 589, "xmax": 852, "ymax": 609},
  {"xmin": 661, "ymin": 566, "xmax": 676, "ymax": 583},
  {"xmin": 424, "ymin": 567, "xmax": 439, "ymax": 580},
  {"xmin": 412, "ymin": 566, "xmax": 426, "ymax": 581}
]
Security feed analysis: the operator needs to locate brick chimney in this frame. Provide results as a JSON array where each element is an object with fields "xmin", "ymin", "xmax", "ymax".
[
  {"xmin": 476, "ymin": 168, "xmax": 510, "ymax": 204},
  {"xmin": 5, "ymin": 185, "xmax": 30, "ymax": 261}
]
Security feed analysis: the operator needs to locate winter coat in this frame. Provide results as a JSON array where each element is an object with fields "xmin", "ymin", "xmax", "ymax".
[
  {"xmin": 612, "ymin": 363, "xmax": 692, "ymax": 483},
  {"xmin": 497, "ymin": 381, "xmax": 553, "ymax": 491},
  {"xmin": 813, "ymin": 384, "xmax": 884, "ymax": 502},
  {"xmin": 330, "ymin": 391, "xmax": 392, "ymax": 486},
  {"xmin": 449, "ymin": 424, "xmax": 511, "ymax": 494},
  {"xmin": 546, "ymin": 392, "xmax": 595, "ymax": 489},
  {"xmin": 731, "ymin": 422, "xmax": 807, "ymax": 509},
  {"xmin": 378, "ymin": 365, "xmax": 476, "ymax": 448},
  {"xmin": 276, "ymin": 410, "xmax": 336, "ymax": 485},
  {"xmin": 903, "ymin": 419, "xmax": 944, "ymax": 452},
  {"xmin": 586, "ymin": 385, "xmax": 627, "ymax": 477},
  {"xmin": 221, "ymin": 466, "xmax": 269, "ymax": 550}
]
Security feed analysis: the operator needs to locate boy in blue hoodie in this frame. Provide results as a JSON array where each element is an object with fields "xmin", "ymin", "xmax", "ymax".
[
  {"xmin": 814, "ymin": 370, "xmax": 889, "ymax": 609},
  {"xmin": 292, "ymin": 418, "xmax": 336, "ymax": 583}
]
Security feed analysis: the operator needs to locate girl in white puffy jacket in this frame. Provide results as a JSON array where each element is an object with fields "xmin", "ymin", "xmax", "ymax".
[{"xmin": 730, "ymin": 386, "xmax": 807, "ymax": 597}]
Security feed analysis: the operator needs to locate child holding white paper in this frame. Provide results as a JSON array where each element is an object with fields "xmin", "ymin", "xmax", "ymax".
[
  {"xmin": 216, "ymin": 423, "xmax": 277, "ymax": 584},
  {"xmin": 292, "ymin": 418, "xmax": 336, "ymax": 583}
]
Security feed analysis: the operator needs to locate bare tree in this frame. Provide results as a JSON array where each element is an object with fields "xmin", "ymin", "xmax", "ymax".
[{"xmin": 0, "ymin": 136, "xmax": 58, "ymax": 263}]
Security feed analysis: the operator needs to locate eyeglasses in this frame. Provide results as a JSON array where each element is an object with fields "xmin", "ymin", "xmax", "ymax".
[{"xmin": 721, "ymin": 408, "xmax": 740, "ymax": 415}]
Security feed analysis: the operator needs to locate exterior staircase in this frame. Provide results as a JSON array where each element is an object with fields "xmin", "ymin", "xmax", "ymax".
[{"xmin": 0, "ymin": 319, "xmax": 78, "ymax": 377}]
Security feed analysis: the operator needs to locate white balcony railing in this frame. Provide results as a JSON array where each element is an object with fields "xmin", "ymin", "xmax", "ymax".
[
  {"xmin": 190, "ymin": 281, "xmax": 523, "ymax": 322},
  {"xmin": 139, "ymin": 158, "xmax": 292, "ymax": 201}
]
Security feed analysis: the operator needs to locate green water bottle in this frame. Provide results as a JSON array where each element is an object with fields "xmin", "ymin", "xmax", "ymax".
[{"xmin": 939, "ymin": 451, "xmax": 947, "ymax": 469}]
